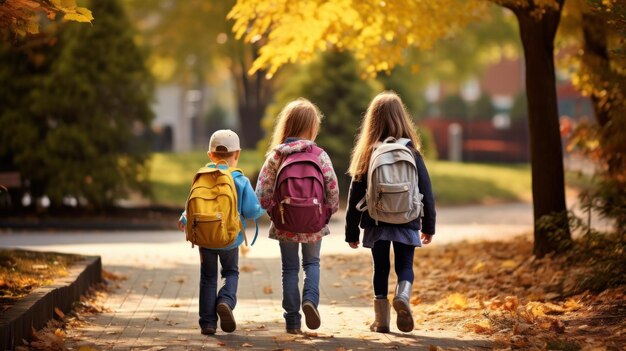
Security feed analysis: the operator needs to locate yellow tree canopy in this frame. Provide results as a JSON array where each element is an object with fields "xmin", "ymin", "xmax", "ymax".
[
  {"xmin": 228, "ymin": 0, "xmax": 565, "ymax": 78},
  {"xmin": 229, "ymin": 0, "xmax": 488, "ymax": 78},
  {"xmin": 0, "ymin": 0, "xmax": 92, "ymax": 38}
]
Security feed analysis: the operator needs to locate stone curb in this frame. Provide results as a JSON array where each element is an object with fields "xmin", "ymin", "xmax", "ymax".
[{"xmin": 0, "ymin": 254, "xmax": 102, "ymax": 351}]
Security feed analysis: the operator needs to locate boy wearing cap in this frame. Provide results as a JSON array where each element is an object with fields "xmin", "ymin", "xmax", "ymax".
[{"xmin": 178, "ymin": 129, "xmax": 265, "ymax": 335}]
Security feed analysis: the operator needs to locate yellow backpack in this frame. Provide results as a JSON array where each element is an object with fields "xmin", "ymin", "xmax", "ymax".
[{"xmin": 185, "ymin": 161, "xmax": 244, "ymax": 248}]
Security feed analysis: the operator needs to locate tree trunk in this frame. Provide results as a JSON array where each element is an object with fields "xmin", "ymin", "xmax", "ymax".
[
  {"xmin": 230, "ymin": 42, "xmax": 273, "ymax": 149},
  {"xmin": 514, "ymin": 2, "xmax": 571, "ymax": 257}
]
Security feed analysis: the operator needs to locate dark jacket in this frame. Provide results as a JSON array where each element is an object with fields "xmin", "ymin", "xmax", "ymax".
[{"xmin": 345, "ymin": 147, "xmax": 436, "ymax": 243}]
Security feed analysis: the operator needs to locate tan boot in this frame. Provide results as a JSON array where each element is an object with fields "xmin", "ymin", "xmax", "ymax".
[
  {"xmin": 392, "ymin": 281, "xmax": 414, "ymax": 332},
  {"xmin": 370, "ymin": 298, "xmax": 390, "ymax": 333}
]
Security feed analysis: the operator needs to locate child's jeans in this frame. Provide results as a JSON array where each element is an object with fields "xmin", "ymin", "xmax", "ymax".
[
  {"xmin": 279, "ymin": 240, "xmax": 322, "ymax": 329},
  {"xmin": 199, "ymin": 247, "xmax": 239, "ymax": 328},
  {"xmin": 371, "ymin": 240, "xmax": 415, "ymax": 297}
]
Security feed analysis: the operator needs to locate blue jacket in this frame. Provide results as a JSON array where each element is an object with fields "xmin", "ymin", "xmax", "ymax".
[{"xmin": 181, "ymin": 163, "xmax": 265, "ymax": 250}]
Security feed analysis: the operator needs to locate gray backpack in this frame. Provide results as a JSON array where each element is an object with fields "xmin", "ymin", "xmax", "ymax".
[{"xmin": 356, "ymin": 137, "xmax": 423, "ymax": 225}]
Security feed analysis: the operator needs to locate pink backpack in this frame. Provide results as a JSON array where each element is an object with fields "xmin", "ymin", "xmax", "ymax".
[{"xmin": 270, "ymin": 145, "xmax": 331, "ymax": 233}]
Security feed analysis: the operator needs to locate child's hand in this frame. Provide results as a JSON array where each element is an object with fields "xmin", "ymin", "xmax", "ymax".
[
  {"xmin": 348, "ymin": 241, "xmax": 359, "ymax": 249},
  {"xmin": 177, "ymin": 219, "xmax": 185, "ymax": 232},
  {"xmin": 421, "ymin": 233, "xmax": 433, "ymax": 245}
]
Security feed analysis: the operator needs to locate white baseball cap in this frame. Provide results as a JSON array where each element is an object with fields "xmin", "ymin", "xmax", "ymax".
[{"xmin": 209, "ymin": 129, "xmax": 241, "ymax": 152}]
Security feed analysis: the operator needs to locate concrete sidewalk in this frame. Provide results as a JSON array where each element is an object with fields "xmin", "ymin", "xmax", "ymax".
[{"xmin": 0, "ymin": 203, "xmax": 541, "ymax": 350}]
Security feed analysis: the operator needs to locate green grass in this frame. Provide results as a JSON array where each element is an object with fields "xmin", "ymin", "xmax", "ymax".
[
  {"xmin": 427, "ymin": 161, "xmax": 531, "ymax": 205},
  {"xmin": 149, "ymin": 151, "xmax": 533, "ymax": 206},
  {"xmin": 148, "ymin": 150, "xmax": 263, "ymax": 207}
]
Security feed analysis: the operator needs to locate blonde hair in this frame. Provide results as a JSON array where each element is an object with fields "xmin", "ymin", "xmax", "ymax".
[
  {"xmin": 348, "ymin": 91, "xmax": 421, "ymax": 180},
  {"xmin": 268, "ymin": 98, "xmax": 323, "ymax": 154}
]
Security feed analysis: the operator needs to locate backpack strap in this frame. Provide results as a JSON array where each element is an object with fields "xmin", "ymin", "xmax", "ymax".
[
  {"xmin": 397, "ymin": 138, "xmax": 411, "ymax": 146},
  {"xmin": 250, "ymin": 219, "xmax": 259, "ymax": 245},
  {"xmin": 356, "ymin": 196, "xmax": 368, "ymax": 212}
]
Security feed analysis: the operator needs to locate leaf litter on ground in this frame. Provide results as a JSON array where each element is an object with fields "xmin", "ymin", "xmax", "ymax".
[{"xmin": 323, "ymin": 235, "xmax": 625, "ymax": 350}]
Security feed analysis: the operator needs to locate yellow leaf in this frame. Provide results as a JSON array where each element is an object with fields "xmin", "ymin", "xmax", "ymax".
[
  {"xmin": 63, "ymin": 12, "xmax": 92, "ymax": 23},
  {"xmin": 54, "ymin": 328, "xmax": 65, "ymax": 338},
  {"xmin": 444, "ymin": 293, "xmax": 469, "ymax": 310},
  {"xmin": 472, "ymin": 261, "xmax": 486, "ymax": 273},
  {"xmin": 76, "ymin": 7, "xmax": 94, "ymax": 21},
  {"xmin": 79, "ymin": 347, "xmax": 99, "ymax": 351},
  {"xmin": 501, "ymin": 260, "xmax": 517, "ymax": 269}
]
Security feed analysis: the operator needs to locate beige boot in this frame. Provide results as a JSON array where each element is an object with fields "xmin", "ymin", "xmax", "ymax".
[
  {"xmin": 370, "ymin": 298, "xmax": 390, "ymax": 333},
  {"xmin": 392, "ymin": 281, "xmax": 414, "ymax": 332}
]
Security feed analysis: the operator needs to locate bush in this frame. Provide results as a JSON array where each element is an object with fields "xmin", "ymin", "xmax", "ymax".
[
  {"xmin": 471, "ymin": 94, "xmax": 496, "ymax": 120},
  {"xmin": 417, "ymin": 125, "xmax": 438, "ymax": 160},
  {"xmin": 510, "ymin": 92, "xmax": 528, "ymax": 121},
  {"xmin": 440, "ymin": 94, "xmax": 468, "ymax": 119}
]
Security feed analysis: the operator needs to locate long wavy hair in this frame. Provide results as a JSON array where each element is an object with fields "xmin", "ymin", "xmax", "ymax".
[
  {"xmin": 267, "ymin": 98, "xmax": 323, "ymax": 155},
  {"xmin": 348, "ymin": 91, "xmax": 421, "ymax": 180}
]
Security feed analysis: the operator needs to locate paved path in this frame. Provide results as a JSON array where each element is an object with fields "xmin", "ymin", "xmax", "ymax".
[{"xmin": 0, "ymin": 202, "xmax": 581, "ymax": 350}]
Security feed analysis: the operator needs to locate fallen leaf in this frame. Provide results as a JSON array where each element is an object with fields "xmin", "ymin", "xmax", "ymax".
[
  {"xmin": 240, "ymin": 264, "xmax": 257, "ymax": 273},
  {"xmin": 444, "ymin": 293, "xmax": 468, "ymax": 310},
  {"xmin": 501, "ymin": 260, "xmax": 517, "ymax": 269},
  {"xmin": 54, "ymin": 307, "xmax": 65, "ymax": 319},
  {"xmin": 504, "ymin": 296, "xmax": 519, "ymax": 311},
  {"xmin": 54, "ymin": 328, "xmax": 65, "ymax": 338},
  {"xmin": 78, "ymin": 347, "xmax": 99, "ymax": 351},
  {"xmin": 169, "ymin": 303, "xmax": 181, "ymax": 308},
  {"xmin": 563, "ymin": 298, "xmax": 583, "ymax": 311},
  {"xmin": 472, "ymin": 261, "xmax": 486, "ymax": 273},
  {"xmin": 102, "ymin": 270, "xmax": 127, "ymax": 281},
  {"xmin": 465, "ymin": 319, "xmax": 491, "ymax": 334},
  {"xmin": 263, "ymin": 286, "xmax": 273, "ymax": 294}
]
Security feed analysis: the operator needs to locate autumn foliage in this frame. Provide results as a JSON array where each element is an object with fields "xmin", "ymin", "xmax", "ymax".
[
  {"xmin": 326, "ymin": 235, "xmax": 625, "ymax": 350},
  {"xmin": 0, "ymin": 0, "xmax": 92, "ymax": 40},
  {"xmin": 228, "ymin": 0, "xmax": 486, "ymax": 78}
]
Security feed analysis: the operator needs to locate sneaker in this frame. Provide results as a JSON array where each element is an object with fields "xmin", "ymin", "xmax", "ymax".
[
  {"xmin": 216, "ymin": 302, "xmax": 236, "ymax": 333},
  {"xmin": 286, "ymin": 328, "xmax": 302, "ymax": 334},
  {"xmin": 201, "ymin": 326, "xmax": 216, "ymax": 335},
  {"xmin": 302, "ymin": 300, "xmax": 321, "ymax": 330}
]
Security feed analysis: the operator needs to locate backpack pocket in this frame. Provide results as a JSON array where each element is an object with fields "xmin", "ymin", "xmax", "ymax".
[
  {"xmin": 375, "ymin": 182, "xmax": 412, "ymax": 214},
  {"xmin": 191, "ymin": 213, "xmax": 232, "ymax": 248},
  {"xmin": 276, "ymin": 196, "xmax": 325, "ymax": 233}
]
